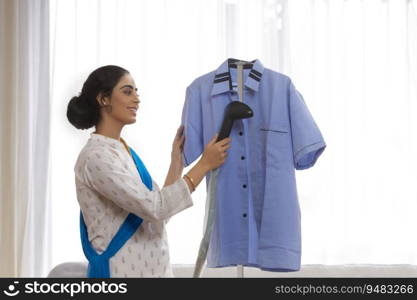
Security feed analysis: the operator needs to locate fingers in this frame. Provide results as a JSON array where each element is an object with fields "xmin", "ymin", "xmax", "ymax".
[
  {"xmin": 216, "ymin": 137, "xmax": 231, "ymax": 147},
  {"xmin": 218, "ymin": 142, "xmax": 230, "ymax": 158},
  {"xmin": 213, "ymin": 135, "xmax": 231, "ymax": 155},
  {"xmin": 176, "ymin": 125, "xmax": 184, "ymax": 138},
  {"xmin": 207, "ymin": 133, "xmax": 232, "ymax": 163},
  {"xmin": 209, "ymin": 133, "xmax": 232, "ymax": 145},
  {"xmin": 219, "ymin": 141, "xmax": 232, "ymax": 149},
  {"xmin": 175, "ymin": 125, "xmax": 185, "ymax": 142},
  {"xmin": 174, "ymin": 126, "xmax": 185, "ymax": 152},
  {"xmin": 209, "ymin": 133, "xmax": 219, "ymax": 144},
  {"xmin": 179, "ymin": 135, "xmax": 185, "ymax": 151},
  {"xmin": 178, "ymin": 134, "xmax": 185, "ymax": 145}
]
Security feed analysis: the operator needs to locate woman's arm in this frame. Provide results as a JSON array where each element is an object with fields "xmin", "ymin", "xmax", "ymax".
[
  {"xmin": 82, "ymin": 126, "xmax": 230, "ymax": 222},
  {"xmin": 163, "ymin": 125, "xmax": 231, "ymax": 191},
  {"xmin": 83, "ymin": 149, "xmax": 192, "ymax": 223},
  {"xmin": 163, "ymin": 158, "xmax": 210, "ymax": 190}
]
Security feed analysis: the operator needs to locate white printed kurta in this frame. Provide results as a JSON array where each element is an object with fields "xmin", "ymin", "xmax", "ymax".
[{"xmin": 74, "ymin": 132, "xmax": 193, "ymax": 277}]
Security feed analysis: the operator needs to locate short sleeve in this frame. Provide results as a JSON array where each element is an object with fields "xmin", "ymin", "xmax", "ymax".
[
  {"xmin": 288, "ymin": 80, "xmax": 326, "ymax": 170},
  {"xmin": 181, "ymin": 85, "xmax": 204, "ymax": 167},
  {"xmin": 82, "ymin": 150, "xmax": 193, "ymax": 222}
]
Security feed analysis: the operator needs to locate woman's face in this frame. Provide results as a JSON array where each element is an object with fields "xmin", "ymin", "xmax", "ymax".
[{"xmin": 101, "ymin": 73, "xmax": 140, "ymax": 125}]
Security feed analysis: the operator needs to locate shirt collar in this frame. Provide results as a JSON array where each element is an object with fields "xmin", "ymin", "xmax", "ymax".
[{"xmin": 211, "ymin": 58, "xmax": 264, "ymax": 96}]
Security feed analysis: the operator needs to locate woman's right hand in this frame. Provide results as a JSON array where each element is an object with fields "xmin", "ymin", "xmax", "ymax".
[{"xmin": 200, "ymin": 133, "xmax": 231, "ymax": 171}]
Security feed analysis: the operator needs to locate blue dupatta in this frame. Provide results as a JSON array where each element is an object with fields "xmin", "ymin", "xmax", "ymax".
[{"xmin": 80, "ymin": 146, "xmax": 152, "ymax": 278}]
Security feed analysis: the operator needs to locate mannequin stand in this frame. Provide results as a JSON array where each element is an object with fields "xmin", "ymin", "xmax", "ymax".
[{"xmin": 235, "ymin": 60, "xmax": 247, "ymax": 279}]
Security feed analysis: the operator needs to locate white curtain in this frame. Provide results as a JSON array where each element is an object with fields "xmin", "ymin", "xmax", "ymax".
[
  {"xmin": 49, "ymin": 0, "xmax": 417, "ymax": 273},
  {"xmin": 285, "ymin": 0, "xmax": 417, "ymax": 265},
  {"xmin": 0, "ymin": 0, "xmax": 51, "ymax": 277}
]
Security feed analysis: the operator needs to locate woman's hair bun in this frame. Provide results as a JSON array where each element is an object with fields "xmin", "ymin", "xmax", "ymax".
[{"xmin": 66, "ymin": 94, "xmax": 99, "ymax": 130}]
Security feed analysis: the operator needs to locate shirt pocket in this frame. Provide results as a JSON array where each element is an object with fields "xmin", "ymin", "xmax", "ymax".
[
  {"xmin": 259, "ymin": 127, "xmax": 289, "ymax": 134},
  {"xmin": 259, "ymin": 122, "xmax": 292, "ymax": 168}
]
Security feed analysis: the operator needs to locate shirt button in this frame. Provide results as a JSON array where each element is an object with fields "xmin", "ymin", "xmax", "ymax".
[
  {"xmin": 242, "ymin": 184, "xmax": 247, "ymax": 189},
  {"xmin": 241, "ymin": 156, "xmax": 245, "ymax": 160},
  {"xmin": 242, "ymin": 213, "xmax": 247, "ymax": 218},
  {"xmin": 239, "ymin": 131, "xmax": 243, "ymax": 136}
]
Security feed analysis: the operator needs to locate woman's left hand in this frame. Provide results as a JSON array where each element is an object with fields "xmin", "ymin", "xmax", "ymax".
[{"xmin": 171, "ymin": 125, "xmax": 185, "ymax": 168}]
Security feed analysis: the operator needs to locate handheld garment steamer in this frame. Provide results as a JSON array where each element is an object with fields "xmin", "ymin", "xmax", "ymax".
[{"xmin": 193, "ymin": 62, "xmax": 253, "ymax": 277}]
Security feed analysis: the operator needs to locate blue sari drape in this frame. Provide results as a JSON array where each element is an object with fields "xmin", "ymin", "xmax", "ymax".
[{"xmin": 80, "ymin": 146, "xmax": 152, "ymax": 278}]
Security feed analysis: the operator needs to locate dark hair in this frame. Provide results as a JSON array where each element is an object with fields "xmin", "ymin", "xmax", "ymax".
[{"xmin": 67, "ymin": 65, "xmax": 129, "ymax": 130}]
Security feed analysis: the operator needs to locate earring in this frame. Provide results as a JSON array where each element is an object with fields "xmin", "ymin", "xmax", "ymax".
[{"xmin": 101, "ymin": 100, "xmax": 112, "ymax": 113}]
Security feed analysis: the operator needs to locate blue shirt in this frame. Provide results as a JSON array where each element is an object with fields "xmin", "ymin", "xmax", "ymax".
[{"xmin": 181, "ymin": 58, "xmax": 326, "ymax": 271}]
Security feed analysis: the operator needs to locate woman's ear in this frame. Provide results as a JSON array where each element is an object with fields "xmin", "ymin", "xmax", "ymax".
[
  {"xmin": 96, "ymin": 92, "xmax": 112, "ymax": 113},
  {"xmin": 96, "ymin": 93, "xmax": 109, "ymax": 106}
]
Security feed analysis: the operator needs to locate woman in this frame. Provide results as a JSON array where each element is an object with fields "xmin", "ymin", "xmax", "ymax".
[{"xmin": 67, "ymin": 65, "xmax": 231, "ymax": 278}]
